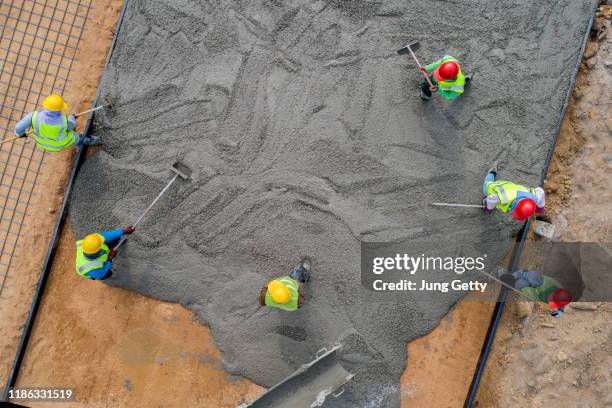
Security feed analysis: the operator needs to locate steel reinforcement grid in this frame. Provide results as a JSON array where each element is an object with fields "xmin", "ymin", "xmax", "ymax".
[{"xmin": 0, "ymin": 0, "xmax": 91, "ymax": 307}]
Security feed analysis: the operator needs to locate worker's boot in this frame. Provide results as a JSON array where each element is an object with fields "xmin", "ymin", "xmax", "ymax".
[
  {"xmin": 290, "ymin": 257, "xmax": 311, "ymax": 283},
  {"xmin": 83, "ymin": 135, "xmax": 102, "ymax": 146},
  {"xmin": 420, "ymin": 88, "xmax": 431, "ymax": 101}
]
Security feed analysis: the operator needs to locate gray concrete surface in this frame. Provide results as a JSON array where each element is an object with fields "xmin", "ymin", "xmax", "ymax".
[{"xmin": 71, "ymin": 0, "xmax": 596, "ymax": 406}]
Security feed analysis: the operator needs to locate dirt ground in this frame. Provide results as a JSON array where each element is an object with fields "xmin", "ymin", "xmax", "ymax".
[
  {"xmin": 0, "ymin": 0, "xmax": 123, "ymax": 386},
  {"xmin": 3, "ymin": 2, "xmax": 608, "ymax": 408},
  {"xmin": 3, "ymin": 1, "xmax": 261, "ymax": 407},
  {"xmin": 474, "ymin": 6, "xmax": 612, "ymax": 407}
]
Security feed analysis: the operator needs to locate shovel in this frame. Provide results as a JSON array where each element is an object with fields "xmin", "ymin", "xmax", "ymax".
[
  {"xmin": 397, "ymin": 40, "xmax": 438, "ymax": 92},
  {"xmin": 112, "ymin": 161, "xmax": 192, "ymax": 254}
]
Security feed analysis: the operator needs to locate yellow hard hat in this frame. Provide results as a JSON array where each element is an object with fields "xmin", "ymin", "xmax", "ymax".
[
  {"xmin": 269, "ymin": 280, "xmax": 291, "ymax": 304},
  {"xmin": 82, "ymin": 233, "xmax": 104, "ymax": 255},
  {"xmin": 42, "ymin": 94, "xmax": 68, "ymax": 111}
]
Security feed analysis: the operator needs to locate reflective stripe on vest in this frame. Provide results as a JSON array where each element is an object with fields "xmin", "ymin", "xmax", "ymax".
[
  {"xmin": 436, "ymin": 57, "xmax": 465, "ymax": 93},
  {"xmin": 264, "ymin": 276, "xmax": 300, "ymax": 311},
  {"xmin": 486, "ymin": 181, "xmax": 531, "ymax": 213},
  {"xmin": 75, "ymin": 240, "xmax": 109, "ymax": 278},
  {"xmin": 32, "ymin": 111, "xmax": 77, "ymax": 152}
]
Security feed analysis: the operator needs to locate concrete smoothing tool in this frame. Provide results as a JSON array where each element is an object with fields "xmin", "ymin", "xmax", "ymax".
[
  {"xmin": 397, "ymin": 40, "xmax": 438, "ymax": 92},
  {"xmin": 113, "ymin": 161, "xmax": 192, "ymax": 254}
]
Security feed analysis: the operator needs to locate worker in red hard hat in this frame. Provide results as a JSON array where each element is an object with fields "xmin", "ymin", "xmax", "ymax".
[
  {"xmin": 420, "ymin": 55, "xmax": 473, "ymax": 101},
  {"xmin": 498, "ymin": 268, "xmax": 572, "ymax": 317},
  {"xmin": 482, "ymin": 162, "xmax": 545, "ymax": 221}
]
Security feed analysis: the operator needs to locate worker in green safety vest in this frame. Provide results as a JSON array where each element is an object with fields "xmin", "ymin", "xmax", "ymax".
[
  {"xmin": 259, "ymin": 258, "xmax": 311, "ymax": 311},
  {"xmin": 482, "ymin": 162, "xmax": 545, "ymax": 221},
  {"xmin": 75, "ymin": 226, "xmax": 135, "ymax": 280},
  {"xmin": 420, "ymin": 55, "xmax": 472, "ymax": 101},
  {"xmin": 14, "ymin": 94, "xmax": 101, "ymax": 152},
  {"xmin": 499, "ymin": 268, "xmax": 572, "ymax": 317}
]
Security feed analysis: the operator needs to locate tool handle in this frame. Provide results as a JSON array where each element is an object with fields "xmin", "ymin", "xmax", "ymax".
[
  {"xmin": 1, "ymin": 136, "xmax": 21, "ymax": 145},
  {"xmin": 74, "ymin": 104, "xmax": 108, "ymax": 118},
  {"xmin": 407, "ymin": 46, "xmax": 437, "ymax": 91},
  {"xmin": 431, "ymin": 203, "xmax": 484, "ymax": 208},
  {"xmin": 113, "ymin": 174, "xmax": 179, "ymax": 252}
]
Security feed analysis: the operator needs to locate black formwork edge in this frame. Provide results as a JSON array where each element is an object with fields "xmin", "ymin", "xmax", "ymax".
[
  {"xmin": 464, "ymin": 5, "xmax": 598, "ymax": 407},
  {"xmin": 1, "ymin": 0, "xmax": 131, "ymax": 401}
]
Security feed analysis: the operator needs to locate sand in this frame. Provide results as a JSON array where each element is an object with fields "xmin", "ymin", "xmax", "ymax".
[{"xmin": 70, "ymin": 0, "xmax": 597, "ymax": 405}]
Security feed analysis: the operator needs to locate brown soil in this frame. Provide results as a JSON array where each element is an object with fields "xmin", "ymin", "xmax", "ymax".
[
  {"xmin": 400, "ymin": 295, "xmax": 497, "ymax": 407},
  {"xmin": 4, "ymin": 1, "xmax": 262, "ymax": 407},
  {"xmin": 17, "ymin": 225, "xmax": 262, "ymax": 408},
  {"xmin": 474, "ymin": 7, "xmax": 612, "ymax": 407}
]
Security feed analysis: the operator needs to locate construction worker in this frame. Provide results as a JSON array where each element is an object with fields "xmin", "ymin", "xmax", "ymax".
[
  {"xmin": 259, "ymin": 258, "xmax": 311, "ymax": 311},
  {"xmin": 483, "ymin": 163, "xmax": 545, "ymax": 221},
  {"xmin": 499, "ymin": 269, "xmax": 572, "ymax": 317},
  {"xmin": 75, "ymin": 226, "xmax": 135, "ymax": 280},
  {"xmin": 420, "ymin": 55, "xmax": 472, "ymax": 101},
  {"xmin": 14, "ymin": 94, "xmax": 100, "ymax": 151}
]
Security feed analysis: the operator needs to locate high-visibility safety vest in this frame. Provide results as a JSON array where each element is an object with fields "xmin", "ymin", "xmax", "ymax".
[
  {"xmin": 486, "ymin": 180, "xmax": 537, "ymax": 213},
  {"xmin": 521, "ymin": 275, "xmax": 563, "ymax": 303},
  {"xmin": 436, "ymin": 57, "xmax": 465, "ymax": 94},
  {"xmin": 31, "ymin": 111, "xmax": 77, "ymax": 152},
  {"xmin": 75, "ymin": 240, "xmax": 109, "ymax": 278},
  {"xmin": 264, "ymin": 276, "xmax": 300, "ymax": 311}
]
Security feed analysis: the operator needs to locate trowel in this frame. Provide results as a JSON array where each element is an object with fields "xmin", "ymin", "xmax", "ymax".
[
  {"xmin": 397, "ymin": 40, "xmax": 438, "ymax": 92},
  {"xmin": 112, "ymin": 161, "xmax": 192, "ymax": 254}
]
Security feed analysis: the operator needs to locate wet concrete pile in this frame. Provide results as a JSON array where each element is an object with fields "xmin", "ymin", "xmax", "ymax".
[{"xmin": 71, "ymin": 0, "xmax": 596, "ymax": 405}]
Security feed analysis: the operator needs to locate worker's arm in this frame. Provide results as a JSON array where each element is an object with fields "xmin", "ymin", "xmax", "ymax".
[
  {"xmin": 66, "ymin": 114, "xmax": 77, "ymax": 131},
  {"xmin": 512, "ymin": 271, "xmax": 543, "ymax": 290},
  {"xmin": 100, "ymin": 228, "xmax": 124, "ymax": 248},
  {"xmin": 86, "ymin": 261, "xmax": 112, "ymax": 280},
  {"xmin": 14, "ymin": 112, "xmax": 34, "ymax": 137},
  {"xmin": 423, "ymin": 55, "xmax": 454, "ymax": 74},
  {"xmin": 484, "ymin": 194, "xmax": 499, "ymax": 210},
  {"xmin": 534, "ymin": 187, "xmax": 545, "ymax": 209}
]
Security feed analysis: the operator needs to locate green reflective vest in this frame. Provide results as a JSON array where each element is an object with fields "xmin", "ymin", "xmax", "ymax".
[
  {"xmin": 437, "ymin": 57, "xmax": 465, "ymax": 94},
  {"xmin": 264, "ymin": 276, "xmax": 300, "ymax": 311},
  {"xmin": 486, "ymin": 180, "xmax": 535, "ymax": 213},
  {"xmin": 521, "ymin": 275, "xmax": 562, "ymax": 303},
  {"xmin": 31, "ymin": 111, "xmax": 77, "ymax": 152},
  {"xmin": 75, "ymin": 240, "xmax": 109, "ymax": 279}
]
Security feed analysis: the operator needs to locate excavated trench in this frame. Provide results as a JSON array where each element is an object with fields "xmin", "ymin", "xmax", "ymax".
[{"xmin": 70, "ymin": 0, "xmax": 596, "ymax": 405}]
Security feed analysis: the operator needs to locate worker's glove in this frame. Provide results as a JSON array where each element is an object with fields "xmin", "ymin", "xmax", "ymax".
[
  {"xmin": 551, "ymin": 308, "xmax": 564, "ymax": 318},
  {"xmin": 123, "ymin": 225, "xmax": 135, "ymax": 235},
  {"xmin": 109, "ymin": 248, "xmax": 118, "ymax": 259},
  {"xmin": 14, "ymin": 130, "xmax": 26, "ymax": 138},
  {"xmin": 536, "ymin": 207, "xmax": 545, "ymax": 214},
  {"xmin": 69, "ymin": 114, "xmax": 77, "ymax": 122},
  {"xmin": 482, "ymin": 198, "xmax": 493, "ymax": 214}
]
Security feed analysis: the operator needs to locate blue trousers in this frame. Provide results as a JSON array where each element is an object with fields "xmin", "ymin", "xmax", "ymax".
[{"xmin": 289, "ymin": 264, "xmax": 309, "ymax": 283}]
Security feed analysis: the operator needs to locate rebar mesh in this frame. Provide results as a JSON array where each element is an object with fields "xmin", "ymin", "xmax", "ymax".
[{"xmin": 0, "ymin": 0, "xmax": 91, "ymax": 303}]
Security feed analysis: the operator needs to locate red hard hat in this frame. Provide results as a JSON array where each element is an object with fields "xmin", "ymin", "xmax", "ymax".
[
  {"xmin": 434, "ymin": 61, "xmax": 459, "ymax": 81},
  {"xmin": 548, "ymin": 289, "xmax": 572, "ymax": 309},
  {"xmin": 512, "ymin": 198, "xmax": 537, "ymax": 221}
]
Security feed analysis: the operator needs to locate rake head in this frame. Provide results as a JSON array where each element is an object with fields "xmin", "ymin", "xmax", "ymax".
[{"xmin": 170, "ymin": 161, "xmax": 192, "ymax": 180}]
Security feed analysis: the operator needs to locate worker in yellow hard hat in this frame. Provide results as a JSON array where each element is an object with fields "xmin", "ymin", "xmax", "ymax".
[
  {"xmin": 75, "ymin": 226, "xmax": 135, "ymax": 280},
  {"xmin": 14, "ymin": 94, "xmax": 101, "ymax": 152},
  {"xmin": 259, "ymin": 258, "xmax": 311, "ymax": 311}
]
